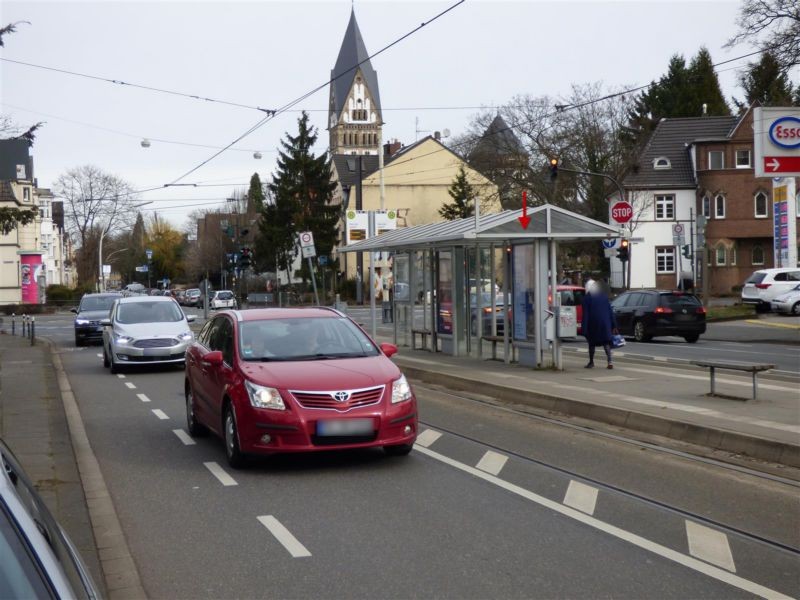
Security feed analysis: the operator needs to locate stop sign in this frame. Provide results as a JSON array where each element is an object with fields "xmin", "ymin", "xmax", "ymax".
[{"xmin": 611, "ymin": 201, "xmax": 633, "ymax": 224}]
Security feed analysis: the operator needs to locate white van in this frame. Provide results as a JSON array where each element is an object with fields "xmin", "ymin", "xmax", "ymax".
[{"xmin": 741, "ymin": 268, "xmax": 800, "ymax": 312}]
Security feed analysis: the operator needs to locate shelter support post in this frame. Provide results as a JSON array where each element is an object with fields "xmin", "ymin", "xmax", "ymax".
[
  {"xmin": 475, "ymin": 244, "xmax": 483, "ymax": 359},
  {"xmin": 550, "ymin": 239, "xmax": 562, "ymax": 370},
  {"xmin": 503, "ymin": 243, "xmax": 510, "ymax": 364}
]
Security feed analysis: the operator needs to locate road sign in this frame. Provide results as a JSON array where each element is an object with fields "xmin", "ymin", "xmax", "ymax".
[
  {"xmin": 301, "ymin": 245, "xmax": 316, "ymax": 258},
  {"xmin": 672, "ymin": 223, "xmax": 685, "ymax": 245},
  {"xmin": 102, "ymin": 264, "xmax": 111, "ymax": 275},
  {"xmin": 603, "ymin": 248, "xmax": 616, "ymax": 258},
  {"xmin": 610, "ymin": 201, "xmax": 633, "ymax": 224},
  {"xmin": 318, "ymin": 255, "xmax": 328, "ymax": 266},
  {"xmin": 299, "ymin": 231, "xmax": 315, "ymax": 248},
  {"xmin": 135, "ymin": 265, "xmax": 148, "ymax": 272},
  {"xmin": 145, "ymin": 249, "xmax": 153, "ymax": 260},
  {"xmin": 754, "ymin": 108, "xmax": 800, "ymax": 177},
  {"xmin": 602, "ymin": 238, "xmax": 619, "ymax": 249},
  {"xmin": 763, "ymin": 156, "xmax": 800, "ymax": 174}
]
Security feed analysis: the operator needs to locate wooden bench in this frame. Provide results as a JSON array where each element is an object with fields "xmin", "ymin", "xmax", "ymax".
[
  {"xmin": 690, "ymin": 360, "xmax": 775, "ymax": 401},
  {"xmin": 411, "ymin": 328, "xmax": 432, "ymax": 350}
]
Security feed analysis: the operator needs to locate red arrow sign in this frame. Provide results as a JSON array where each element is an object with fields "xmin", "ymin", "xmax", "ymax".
[
  {"xmin": 764, "ymin": 156, "xmax": 800, "ymax": 173},
  {"xmin": 518, "ymin": 190, "xmax": 530, "ymax": 229}
]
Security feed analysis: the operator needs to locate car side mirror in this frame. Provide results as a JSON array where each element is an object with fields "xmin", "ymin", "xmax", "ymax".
[
  {"xmin": 203, "ymin": 350, "xmax": 223, "ymax": 365},
  {"xmin": 380, "ymin": 343, "xmax": 398, "ymax": 358},
  {"xmin": 70, "ymin": 307, "xmax": 78, "ymax": 314},
  {"xmin": 186, "ymin": 314, "xmax": 197, "ymax": 323},
  {"xmin": 100, "ymin": 318, "xmax": 111, "ymax": 326}
]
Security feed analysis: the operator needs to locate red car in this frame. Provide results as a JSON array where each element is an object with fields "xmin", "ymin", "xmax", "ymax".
[{"xmin": 184, "ymin": 307, "xmax": 418, "ymax": 467}]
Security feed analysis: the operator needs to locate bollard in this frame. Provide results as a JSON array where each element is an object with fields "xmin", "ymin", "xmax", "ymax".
[
  {"xmin": 22, "ymin": 315, "xmax": 27, "ymax": 337},
  {"xmin": 11, "ymin": 313, "xmax": 15, "ymax": 336},
  {"xmin": 30, "ymin": 316, "xmax": 35, "ymax": 345}
]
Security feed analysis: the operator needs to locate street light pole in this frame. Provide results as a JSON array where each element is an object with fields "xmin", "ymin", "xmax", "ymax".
[{"xmin": 98, "ymin": 222, "xmax": 111, "ymax": 293}]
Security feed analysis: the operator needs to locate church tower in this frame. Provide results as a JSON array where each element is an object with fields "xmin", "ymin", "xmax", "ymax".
[{"xmin": 329, "ymin": 10, "xmax": 382, "ymax": 155}]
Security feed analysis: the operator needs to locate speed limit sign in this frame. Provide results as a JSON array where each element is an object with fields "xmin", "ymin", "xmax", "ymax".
[{"xmin": 299, "ymin": 231, "xmax": 315, "ymax": 248}]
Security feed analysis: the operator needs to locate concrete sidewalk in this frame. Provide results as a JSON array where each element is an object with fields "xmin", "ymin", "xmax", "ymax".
[
  {"xmin": 380, "ymin": 335, "xmax": 800, "ymax": 469},
  {"xmin": 0, "ymin": 332, "xmax": 104, "ymax": 593}
]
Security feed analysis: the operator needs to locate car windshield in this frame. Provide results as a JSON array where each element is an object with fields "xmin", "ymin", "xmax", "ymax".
[
  {"xmin": 117, "ymin": 301, "xmax": 184, "ymax": 324},
  {"xmin": 239, "ymin": 317, "xmax": 379, "ymax": 361},
  {"xmin": 79, "ymin": 296, "xmax": 118, "ymax": 312}
]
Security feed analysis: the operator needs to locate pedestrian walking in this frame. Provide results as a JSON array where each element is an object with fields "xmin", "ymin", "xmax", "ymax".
[{"xmin": 581, "ymin": 280, "xmax": 617, "ymax": 369}]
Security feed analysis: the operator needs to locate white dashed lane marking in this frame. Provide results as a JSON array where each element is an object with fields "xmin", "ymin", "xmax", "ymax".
[
  {"xmin": 257, "ymin": 516, "xmax": 312, "ymax": 558},
  {"xmin": 414, "ymin": 429, "xmax": 442, "ymax": 448},
  {"xmin": 151, "ymin": 409, "xmax": 169, "ymax": 420},
  {"xmin": 475, "ymin": 450, "xmax": 508, "ymax": 476},
  {"xmin": 125, "ymin": 382, "xmax": 136, "ymax": 389},
  {"xmin": 172, "ymin": 429, "xmax": 196, "ymax": 445},
  {"xmin": 563, "ymin": 480, "xmax": 599, "ymax": 516},
  {"xmin": 203, "ymin": 462, "xmax": 237, "ymax": 487},
  {"xmin": 96, "ymin": 353, "xmax": 102, "ymax": 358},
  {"xmin": 686, "ymin": 521, "xmax": 736, "ymax": 572},
  {"xmin": 137, "ymin": 394, "xmax": 151, "ymax": 403},
  {"xmin": 116, "ymin": 374, "xmax": 126, "ymax": 379}
]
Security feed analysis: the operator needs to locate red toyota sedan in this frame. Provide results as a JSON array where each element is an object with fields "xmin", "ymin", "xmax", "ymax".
[{"xmin": 184, "ymin": 307, "xmax": 418, "ymax": 468}]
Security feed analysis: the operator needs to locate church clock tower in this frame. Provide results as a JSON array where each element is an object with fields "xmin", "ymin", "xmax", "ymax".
[{"xmin": 329, "ymin": 10, "xmax": 382, "ymax": 155}]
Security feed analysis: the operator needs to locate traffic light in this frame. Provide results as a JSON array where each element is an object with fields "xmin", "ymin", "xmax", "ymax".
[
  {"xmin": 617, "ymin": 239, "xmax": 630, "ymax": 262},
  {"xmin": 549, "ymin": 157, "xmax": 559, "ymax": 181},
  {"xmin": 681, "ymin": 244, "xmax": 691, "ymax": 258},
  {"xmin": 239, "ymin": 247, "xmax": 252, "ymax": 270}
]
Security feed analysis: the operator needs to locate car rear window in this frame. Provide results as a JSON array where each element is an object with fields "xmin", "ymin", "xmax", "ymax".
[
  {"xmin": 560, "ymin": 289, "xmax": 585, "ymax": 306},
  {"xmin": 659, "ymin": 293, "xmax": 701, "ymax": 309},
  {"xmin": 79, "ymin": 296, "xmax": 118, "ymax": 312},
  {"xmin": 745, "ymin": 272, "xmax": 767, "ymax": 284},
  {"xmin": 217, "ymin": 292, "xmax": 234, "ymax": 300}
]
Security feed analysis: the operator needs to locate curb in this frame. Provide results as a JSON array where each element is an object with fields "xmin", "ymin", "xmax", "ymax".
[
  {"xmin": 397, "ymin": 361, "xmax": 800, "ymax": 469},
  {"xmin": 49, "ymin": 343, "xmax": 147, "ymax": 599}
]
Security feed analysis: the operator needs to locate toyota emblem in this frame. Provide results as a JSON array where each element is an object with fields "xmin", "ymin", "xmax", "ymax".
[{"xmin": 334, "ymin": 391, "xmax": 350, "ymax": 403}]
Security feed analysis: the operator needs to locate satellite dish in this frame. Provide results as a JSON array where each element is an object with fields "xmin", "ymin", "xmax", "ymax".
[{"xmin": 442, "ymin": 128, "xmax": 451, "ymax": 138}]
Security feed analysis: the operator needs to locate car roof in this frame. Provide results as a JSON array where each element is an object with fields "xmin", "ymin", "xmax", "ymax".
[
  {"xmin": 117, "ymin": 295, "xmax": 178, "ymax": 304},
  {"xmin": 81, "ymin": 292, "xmax": 122, "ymax": 298},
  {"xmin": 229, "ymin": 307, "xmax": 343, "ymax": 322}
]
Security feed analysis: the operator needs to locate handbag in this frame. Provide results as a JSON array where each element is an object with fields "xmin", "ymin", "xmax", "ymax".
[{"xmin": 611, "ymin": 333, "xmax": 626, "ymax": 348}]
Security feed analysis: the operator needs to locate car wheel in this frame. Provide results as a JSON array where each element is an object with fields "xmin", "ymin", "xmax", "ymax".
[
  {"xmin": 185, "ymin": 384, "xmax": 207, "ymax": 437},
  {"xmin": 684, "ymin": 334, "xmax": 699, "ymax": 343},
  {"xmin": 75, "ymin": 336, "xmax": 83, "ymax": 347},
  {"xmin": 109, "ymin": 350, "xmax": 121, "ymax": 375},
  {"xmin": 792, "ymin": 302, "xmax": 800, "ymax": 316},
  {"xmin": 633, "ymin": 320, "xmax": 651, "ymax": 342},
  {"xmin": 384, "ymin": 443, "xmax": 413, "ymax": 457},
  {"xmin": 224, "ymin": 404, "xmax": 245, "ymax": 469},
  {"xmin": 102, "ymin": 346, "xmax": 110, "ymax": 368}
]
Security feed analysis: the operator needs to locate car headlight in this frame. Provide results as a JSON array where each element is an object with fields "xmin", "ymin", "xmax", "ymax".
[
  {"xmin": 177, "ymin": 331, "xmax": 193, "ymax": 342},
  {"xmin": 244, "ymin": 380, "xmax": 285, "ymax": 410},
  {"xmin": 391, "ymin": 374, "xmax": 412, "ymax": 404},
  {"xmin": 75, "ymin": 319, "xmax": 90, "ymax": 325},
  {"xmin": 113, "ymin": 332, "xmax": 134, "ymax": 345}
]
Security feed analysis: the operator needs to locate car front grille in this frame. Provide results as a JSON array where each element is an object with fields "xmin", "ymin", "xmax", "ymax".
[
  {"xmin": 133, "ymin": 338, "xmax": 178, "ymax": 348},
  {"xmin": 290, "ymin": 385, "xmax": 385, "ymax": 412}
]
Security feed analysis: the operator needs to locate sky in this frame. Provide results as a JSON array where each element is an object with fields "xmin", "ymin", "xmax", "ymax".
[{"xmin": 0, "ymin": 0, "xmax": 779, "ymax": 230}]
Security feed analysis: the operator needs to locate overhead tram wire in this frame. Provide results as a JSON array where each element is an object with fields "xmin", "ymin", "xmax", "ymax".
[{"xmin": 167, "ymin": 0, "xmax": 466, "ymax": 185}]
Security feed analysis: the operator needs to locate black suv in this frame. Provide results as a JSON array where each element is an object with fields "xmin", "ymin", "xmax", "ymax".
[
  {"xmin": 72, "ymin": 293, "xmax": 122, "ymax": 346},
  {"xmin": 611, "ymin": 290, "xmax": 706, "ymax": 343}
]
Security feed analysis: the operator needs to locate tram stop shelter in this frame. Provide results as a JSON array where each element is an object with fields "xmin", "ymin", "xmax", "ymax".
[{"xmin": 340, "ymin": 204, "xmax": 623, "ymax": 370}]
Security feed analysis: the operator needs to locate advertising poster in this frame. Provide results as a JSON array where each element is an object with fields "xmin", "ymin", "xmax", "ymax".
[
  {"xmin": 771, "ymin": 179, "xmax": 798, "ymax": 268},
  {"xmin": 21, "ymin": 255, "xmax": 42, "ymax": 304},
  {"xmin": 345, "ymin": 210, "xmax": 368, "ymax": 243},
  {"xmin": 512, "ymin": 246, "xmax": 534, "ymax": 341}
]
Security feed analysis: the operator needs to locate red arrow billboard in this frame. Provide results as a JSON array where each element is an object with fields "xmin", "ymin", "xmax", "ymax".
[{"xmin": 764, "ymin": 156, "xmax": 800, "ymax": 174}]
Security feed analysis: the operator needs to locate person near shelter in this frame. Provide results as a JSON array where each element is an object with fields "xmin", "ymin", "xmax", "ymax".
[{"xmin": 581, "ymin": 280, "xmax": 617, "ymax": 369}]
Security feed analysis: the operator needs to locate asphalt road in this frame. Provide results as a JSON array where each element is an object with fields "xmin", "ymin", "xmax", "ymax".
[{"xmin": 48, "ymin": 325, "xmax": 799, "ymax": 599}]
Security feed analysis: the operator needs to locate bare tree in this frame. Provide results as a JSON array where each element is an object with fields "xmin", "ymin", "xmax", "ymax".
[{"xmin": 727, "ymin": 0, "xmax": 799, "ymax": 71}]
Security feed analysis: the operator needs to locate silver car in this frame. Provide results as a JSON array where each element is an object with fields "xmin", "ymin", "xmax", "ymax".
[
  {"xmin": 770, "ymin": 283, "xmax": 800, "ymax": 315},
  {"xmin": 102, "ymin": 296, "xmax": 196, "ymax": 373}
]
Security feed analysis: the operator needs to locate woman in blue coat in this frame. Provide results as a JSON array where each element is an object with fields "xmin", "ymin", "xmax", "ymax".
[{"xmin": 581, "ymin": 280, "xmax": 617, "ymax": 369}]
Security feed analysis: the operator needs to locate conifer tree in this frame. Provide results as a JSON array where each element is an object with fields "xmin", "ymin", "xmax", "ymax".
[
  {"xmin": 735, "ymin": 51, "xmax": 797, "ymax": 108},
  {"xmin": 247, "ymin": 172, "xmax": 265, "ymax": 211},
  {"xmin": 439, "ymin": 165, "xmax": 476, "ymax": 221},
  {"xmin": 688, "ymin": 47, "xmax": 731, "ymax": 116}
]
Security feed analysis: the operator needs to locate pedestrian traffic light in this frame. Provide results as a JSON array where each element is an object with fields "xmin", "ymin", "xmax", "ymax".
[
  {"xmin": 681, "ymin": 244, "xmax": 691, "ymax": 258},
  {"xmin": 549, "ymin": 157, "xmax": 559, "ymax": 181},
  {"xmin": 239, "ymin": 247, "xmax": 252, "ymax": 269},
  {"xmin": 617, "ymin": 239, "xmax": 630, "ymax": 262}
]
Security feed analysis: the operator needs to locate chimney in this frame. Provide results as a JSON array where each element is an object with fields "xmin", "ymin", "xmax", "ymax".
[
  {"xmin": 384, "ymin": 139, "xmax": 402, "ymax": 157},
  {"xmin": 434, "ymin": 131, "xmax": 441, "ymax": 140}
]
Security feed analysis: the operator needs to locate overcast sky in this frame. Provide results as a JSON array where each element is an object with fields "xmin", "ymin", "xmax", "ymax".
[{"xmin": 0, "ymin": 0, "xmax": 779, "ymax": 229}]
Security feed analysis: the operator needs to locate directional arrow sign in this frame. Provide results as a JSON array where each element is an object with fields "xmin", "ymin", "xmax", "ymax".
[{"xmin": 764, "ymin": 156, "xmax": 800, "ymax": 174}]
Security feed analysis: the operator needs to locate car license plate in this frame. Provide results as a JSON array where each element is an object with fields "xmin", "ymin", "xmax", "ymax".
[{"xmin": 316, "ymin": 418, "xmax": 374, "ymax": 437}]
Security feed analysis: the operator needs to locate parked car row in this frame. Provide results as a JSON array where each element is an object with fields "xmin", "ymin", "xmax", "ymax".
[{"xmin": 741, "ymin": 267, "xmax": 800, "ymax": 314}]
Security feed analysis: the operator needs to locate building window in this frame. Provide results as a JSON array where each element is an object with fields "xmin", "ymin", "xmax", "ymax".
[
  {"xmin": 730, "ymin": 245, "xmax": 737, "ymax": 266},
  {"xmin": 715, "ymin": 245, "xmax": 726, "ymax": 266},
  {"xmin": 708, "ymin": 151, "xmax": 724, "ymax": 169},
  {"xmin": 702, "ymin": 195, "xmax": 711, "ymax": 218},
  {"xmin": 653, "ymin": 157, "xmax": 671, "ymax": 170},
  {"xmin": 656, "ymin": 247, "xmax": 676, "ymax": 274},
  {"xmin": 752, "ymin": 245, "xmax": 765, "ymax": 265},
  {"xmin": 715, "ymin": 194, "xmax": 726, "ymax": 219},
  {"xmin": 754, "ymin": 191, "xmax": 769, "ymax": 218},
  {"xmin": 23, "ymin": 187, "xmax": 30, "ymax": 202},
  {"xmin": 736, "ymin": 149, "xmax": 751, "ymax": 168},
  {"xmin": 655, "ymin": 195, "xmax": 675, "ymax": 220}
]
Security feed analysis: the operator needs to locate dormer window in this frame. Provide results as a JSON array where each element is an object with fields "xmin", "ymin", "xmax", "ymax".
[{"xmin": 653, "ymin": 157, "xmax": 671, "ymax": 170}]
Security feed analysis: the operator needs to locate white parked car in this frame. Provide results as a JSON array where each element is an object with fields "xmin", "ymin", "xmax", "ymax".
[
  {"xmin": 770, "ymin": 283, "xmax": 800, "ymax": 315},
  {"xmin": 209, "ymin": 289, "xmax": 237, "ymax": 310},
  {"xmin": 102, "ymin": 296, "xmax": 195, "ymax": 373},
  {"xmin": 741, "ymin": 268, "xmax": 800, "ymax": 313}
]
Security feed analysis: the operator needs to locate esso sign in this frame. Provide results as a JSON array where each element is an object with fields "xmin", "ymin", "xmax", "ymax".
[
  {"xmin": 611, "ymin": 201, "xmax": 633, "ymax": 224},
  {"xmin": 769, "ymin": 116, "xmax": 800, "ymax": 149}
]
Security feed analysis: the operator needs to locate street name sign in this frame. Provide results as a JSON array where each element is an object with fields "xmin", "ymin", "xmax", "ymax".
[
  {"xmin": 754, "ymin": 108, "xmax": 800, "ymax": 178},
  {"xmin": 610, "ymin": 201, "xmax": 633, "ymax": 224}
]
